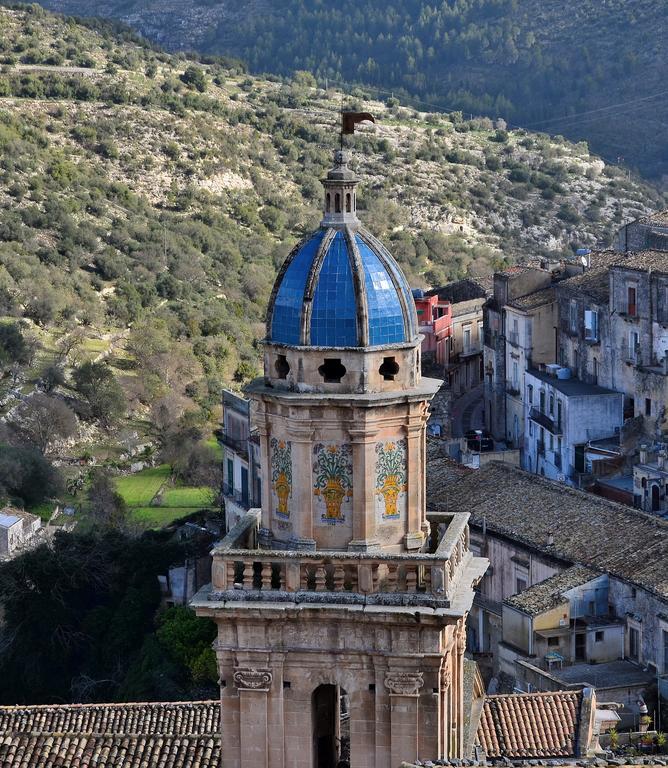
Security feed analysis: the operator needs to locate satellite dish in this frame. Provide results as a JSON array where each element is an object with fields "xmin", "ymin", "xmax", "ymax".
[{"xmin": 581, "ymin": 255, "xmax": 588, "ymax": 266}]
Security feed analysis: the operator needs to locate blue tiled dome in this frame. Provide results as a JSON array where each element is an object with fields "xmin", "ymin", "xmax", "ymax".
[{"xmin": 267, "ymin": 227, "xmax": 418, "ymax": 348}]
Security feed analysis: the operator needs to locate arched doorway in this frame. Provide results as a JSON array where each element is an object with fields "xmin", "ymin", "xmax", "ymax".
[
  {"xmin": 312, "ymin": 684, "xmax": 350, "ymax": 768},
  {"xmin": 652, "ymin": 484, "xmax": 661, "ymax": 512}
]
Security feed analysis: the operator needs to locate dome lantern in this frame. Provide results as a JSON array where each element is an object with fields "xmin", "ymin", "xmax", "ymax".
[{"xmin": 321, "ymin": 149, "xmax": 360, "ymax": 228}]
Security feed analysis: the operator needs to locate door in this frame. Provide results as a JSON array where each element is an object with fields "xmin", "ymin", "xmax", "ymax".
[
  {"xmin": 575, "ymin": 633, "xmax": 586, "ymax": 662},
  {"xmin": 652, "ymin": 484, "xmax": 661, "ymax": 512},
  {"xmin": 241, "ymin": 467, "xmax": 249, "ymax": 508}
]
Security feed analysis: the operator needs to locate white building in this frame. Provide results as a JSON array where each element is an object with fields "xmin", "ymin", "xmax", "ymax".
[
  {"xmin": 0, "ymin": 508, "xmax": 41, "ymax": 557},
  {"xmin": 221, "ymin": 389, "xmax": 261, "ymax": 530},
  {"xmin": 524, "ymin": 367, "xmax": 624, "ymax": 483}
]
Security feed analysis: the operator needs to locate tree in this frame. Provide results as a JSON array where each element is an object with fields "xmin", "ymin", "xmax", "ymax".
[
  {"xmin": 72, "ymin": 361, "xmax": 126, "ymax": 427},
  {"xmin": 180, "ymin": 65, "xmax": 207, "ymax": 92},
  {"xmin": 9, "ymin": 394, "xmax": 77, "ymax": 455},
  {"xmin": 0, "ymin": 322, "xmax": 27, "ymax": 369},
  {"xmin": 39, "ymin": 363, "xmax": 65, "ymax": 393},
  {"xmin": 0, "ymin": 443, "xmax": 62, "ymax": 507},
  {"xmin": 87, "ymin": 469, "xmax": 127, "ymax": 528}
]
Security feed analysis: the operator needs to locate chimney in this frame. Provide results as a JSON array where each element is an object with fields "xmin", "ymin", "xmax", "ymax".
[{"xmin": 547, "ymin": 533, "xmax": 554, "ymax": 547}]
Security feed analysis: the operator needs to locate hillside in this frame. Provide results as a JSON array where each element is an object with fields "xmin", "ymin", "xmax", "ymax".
[
  {"xmin": 28, "ymin": 0, "xmax": 668, "ymax": 180},
  {"xmin": 0, "ymin": 3, "xmax": 664, "ymax": 474}
]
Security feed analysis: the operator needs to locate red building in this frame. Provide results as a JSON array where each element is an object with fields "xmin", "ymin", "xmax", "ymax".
[{"xmin": 413, "ymin": 289, "xmax": 452, "ymax": 365}]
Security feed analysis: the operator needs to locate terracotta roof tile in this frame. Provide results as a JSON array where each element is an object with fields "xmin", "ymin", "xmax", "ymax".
[
  {"xmin": 427, "ymin": 461, "xmax": 668, "ymax": 599},
  {"xmin": 504, "ymin": 565, "xmax": 599, "ymax": 616},
  {"xmin": 0, "ymin": 701, "xmax": 220, "ymax": 768},
  {"xmin": 476, "ymin": 691, "xmax": 581, "ymax": 758}
]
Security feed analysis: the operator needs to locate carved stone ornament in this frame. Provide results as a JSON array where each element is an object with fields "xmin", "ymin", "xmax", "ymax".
[
  {"xmin": 233, "ymin": 667, "xmax": 273, "ymax": 692},
  {"xmin": 384, "ymin": 671, "xmax": 424, "ymax": 697},
  {"xmin": 441, "ymin": 665, "xmax": 452, "ymax": 689}
]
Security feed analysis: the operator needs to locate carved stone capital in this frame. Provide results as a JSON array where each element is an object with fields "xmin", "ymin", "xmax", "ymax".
[
  {"xmin": 384, "ymin": 671, "xmax": 424, "ymax": 697},
  {"xmin": 233, "ymin": 667, "xmax": 273, "ymax": 692}
]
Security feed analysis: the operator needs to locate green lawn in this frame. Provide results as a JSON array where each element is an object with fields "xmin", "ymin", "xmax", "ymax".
[
  {"xmin": 160, "ymin": 486, "xmax": 215, "ymax": 508},
  {"xmin": 128, "ymin": 507, "xmax": 204, "ymax": 528},
  {"xmin": 115, "ymin": 465, "xmax": 170, "ymax": 507}
]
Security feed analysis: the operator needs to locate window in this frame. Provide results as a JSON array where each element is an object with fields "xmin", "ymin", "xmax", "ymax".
[
  {"xmin": 275, "ymin": 354, "xmax": 290, "ymax": 379},
  {"xmin": 379, "ymin": 356, "xmax": 399, "ymax": 381},
  {"xmin": 573, "ymin": 348, "xmax": 579, "ymax": 372},
  {"xmin": 663, "ymin": 629, "xmax": 668, "ymax": 673},
  {"xmin": 569, "ymin": 300, "xmax": 578, "ymax": 332},
  {"xmin": 557, "ymin": 401, "xmax": 563, "ymax": 431},
  {"xmin": 645, "ymin": 398, "xmax": 652, "ymax": 417},
  {"xmin": 227, "ymin": 459, "xmax": 234, "ymax": 492},
  {"xmin": 529, "ymin": 421, "xmax": 533, "ymax": 437},
  {"xmin": 464, "ymin": 327, "xmax": 471, "ymax": 352},
  {"xmin": 318, "ymin": 358, "xmax": 346, "ymax": 383},
  {"xmin": 628, "ymin": 330, "xmax": 639, "ymax": 361},
  {"xmin": 592, "ymin": 358, "xmax": 598, "ymax": 385},
  {"xmin": 627, "ymin": 285, "xmax": 637, "ymax": 316},
  {"xmin": 512, "ymin": 362, "xmax": 518, "ymax": 389},
  {"xmin": 584, "ymin": 309, "xmax": 598, "ymax": 341},
  {"xmin": 547, "ymin": 636, "xmax": 560, "ymax": 648},
  {"xmin": 549, "ymin": 394, "xmax": 554, "ymax": 415},
  {"xmin": 326, "ymin": 193, "xmax": 331, "ymax": 212},
  {"xmin": 549, "ymin": 433, "xmax": 554, "ymax": 451},
  {"xmin": 478, "ymin": 320, "xmax": 484, "ymax": 344},
  {"xmin": 527, "ymin": 384, "xmax": 533, "ymax": 404},
  {"xmin": 515, "ymin": 577, "xmax": 527, "ymax": 593},
  {"xmin": 539, "ymin": 390, "xmax": 546, "ymax": 413},
  {"xmin": 595, "ymin": 630, "xmax": 605, "ymax": 643},
  {"xmin": 345, "ymin": 193, "xmax": 351, "ymax": 213},
  {"xmin": 335, "ymin": 193, "xmax": 341, "ymax": 213},
  {"xmin": 628, "ymin": 626, "xmax": 640, "ymax": 661}
]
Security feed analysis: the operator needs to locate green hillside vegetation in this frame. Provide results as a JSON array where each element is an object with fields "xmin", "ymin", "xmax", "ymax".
[
  {"xmin": 0, "ymin": 3, "xmax": 664, "ymax": 494},
  {"xmin": 26, "ymin": 0, "xmax": 668, "ymax": 179}
]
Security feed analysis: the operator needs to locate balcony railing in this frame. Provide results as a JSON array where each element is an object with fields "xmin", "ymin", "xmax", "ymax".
[
  {"xmin": 209, "ymin": 512, "xmax": 474, "ymax": 607},
  {"xmin": 507, "ymin": 331, "xmax": 520, "ymax": 346},
  {"xmin": 222, "ymin": 483, "xmax": 250, "ymax": 509},
  {"xmin": 221, "ymin": 433, "xmax": 249, "ymax": 456},
  {"xmin": 529, "ymin": 407, "xmax": 562, "ymax": 436}
]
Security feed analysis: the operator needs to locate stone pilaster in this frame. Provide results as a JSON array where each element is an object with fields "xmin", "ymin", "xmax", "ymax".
[
  {"xmin": 234, "ymin": 666, "xmax": 273, "ymax": 768},
  {"xmin": 386, "ymin": 670, "xmax": 424, "ymax": 767},
  {"xmin": 348, "ymin": 418, "xmax": 380, "ymax": 551}
]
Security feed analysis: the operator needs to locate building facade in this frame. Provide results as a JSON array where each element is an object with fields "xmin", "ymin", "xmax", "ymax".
[{"xmin": 193, "ymin": 147, "xmax": 487, "ymax": 768}]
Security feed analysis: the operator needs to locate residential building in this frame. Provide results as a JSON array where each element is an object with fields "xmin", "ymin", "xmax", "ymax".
[
  {"xmin": 221, "ymin": 389, "xmax": 261, "ymax": 529},
  {"xmin": 193, "ymin": 147, "xmax": 487, "ymax": 767},
  {"xmin": 633, "ymin": 446, "xmax": 668, "ymax": 515},
  {"xmin": 0, "ymin": 508, "xmax": 41, "ymax": 557},
  {"xmin": 427, "ymin": 460, "xmax": 668, "ymax": 717},
  {"xmin": 524, "ymin": 367, "xmax": 623, "ymax": 482},
  {"xmin": 412, "ymin": 289, "xmax": 452, "ymax": 363},
  {"xmin": 426, "ymin": 278, "xmax": 488, "ymax": 396},
  {"xmin": 483, "ymin": 265, "xmax": 561, "ymax": 446},
  {"xmin": 615, "ymin": 209, "xmax": 668, "ymax": 252}
]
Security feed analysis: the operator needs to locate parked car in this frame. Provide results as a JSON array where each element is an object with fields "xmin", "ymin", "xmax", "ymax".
[{"xmin": 464, "ymin": 429, "xmax": 494, "ymax": 452}]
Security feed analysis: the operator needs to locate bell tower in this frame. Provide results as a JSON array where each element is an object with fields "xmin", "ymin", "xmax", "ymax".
[{"xmin": 193, "ymin": 136, "xmax": 488, "ymax": 768}]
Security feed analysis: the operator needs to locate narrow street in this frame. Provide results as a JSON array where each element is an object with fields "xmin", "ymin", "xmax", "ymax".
[{"xmin": 450, "ymin": 384, "xmax": 484, "ymax": 437}]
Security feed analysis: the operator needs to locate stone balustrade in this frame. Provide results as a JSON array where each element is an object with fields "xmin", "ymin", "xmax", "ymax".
[{"xmin": 209, "ymin": 512, "xmax": 472, "ymax": 605}]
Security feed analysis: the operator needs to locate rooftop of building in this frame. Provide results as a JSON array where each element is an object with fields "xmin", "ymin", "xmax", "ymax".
[
  {"xmin": 426, "ymin": 461, "xmax": 668, "ymax": 600},
  {"xmin": 0, "ymin": 507, "xmax": 40, "ymax": 530},
  {"xmin": 638, "ymin": 208, "xmax": 668, "ymax": 227},
  {"xmin": 476, "ymin": 690, "xmax": 582, "ymax": 760},
  {"xmin": 504, "ymin": 565, "xmax": 600, "ymax": 616},
  {"xmin": 547, "ymin": 659, "xmax": 655, "ymax": 690},
  {"xmin": 506, "ymin": 286, "xmax": 556, "ymax": 312},
  {"xmin": 556, "ymin": 250, "xmax": 623, "ymax": 303},
  {"xmin": 425, "ymin": 277, "xmax": 489, "ymax": 304},
  {"xmin": 609, "ymin": 248, "xmax": 668, "ymax": 273},
  {"xmin": 0, "ymin": 701, "xmax": 220, "ymax": 768},
  {"xmin": 526, "ymin": 367, "xmax": 619, "ymax": 397}
]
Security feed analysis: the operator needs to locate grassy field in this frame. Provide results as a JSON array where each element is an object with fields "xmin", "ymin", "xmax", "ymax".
[
  {"xmin": 128, "ymin": 506, "xmax": 204, "ymax": 528},
  {"xmin": 115, "ymin": 465, "xmax": 170, "ymax": 507},
  {"xmin": 115, "ymin": 464, "xmax": 217, "ymax": 529},
  {"xmin": 160, "ymin": 486, "xmax": 215, "ymax": 508}
]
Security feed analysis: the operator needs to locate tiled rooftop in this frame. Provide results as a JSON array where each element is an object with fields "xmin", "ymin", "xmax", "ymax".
[
  {"xmin": 426, "ymin": 277, "xmax": 489, "ymax": 304},
  {"xmin": 610, "ymin": 249, "xmax": 668, "ymax": 273},
  {"xmin": 476, "ymin": 691, "xmax": 581, "ymax": 759},
  {"xmin": 504, "ymin": 565, "xmax": 599, "ymax": 616},
  {"xmin": 0, "ymin": 701, "xmax": 220, "ymax": 768},
  {"xmin": 427, "ymin": 461, "xmax": 668, "ymax": 600},
  {"xmin": 527, "ymin": 368, "xmax": 619, "ymax": 397},
  {"xmin": 507, "ymin": 286, "xmax": 556, "ymax": 312},
  {"xmin": 639, "ymin": 209, "xmax": 668, "ymax": 227},
  {"xmin": 556, "ymin": 250, "xmax": 624, "ymax": 303}
]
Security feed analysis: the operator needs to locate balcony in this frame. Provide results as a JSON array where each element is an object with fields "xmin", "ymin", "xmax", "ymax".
[
  {"xmin": 223, "ymin": 482, "xmax": 250, "ymax": 509},
  {"xmin": 208, "ymin": 512, "xmax": 478, "ymax": 608},
  {"xmin": 529, "ymin": 407, "xmax": 562, "ymax": 436},
  {"xmin": 506, "ymin": 382, "xmax": 520, "ymax": 397},
  {"xmin": 221, "ymin": 433, "xmax": 249, "ymax": 457}
]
